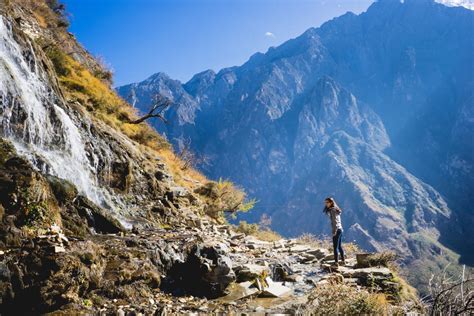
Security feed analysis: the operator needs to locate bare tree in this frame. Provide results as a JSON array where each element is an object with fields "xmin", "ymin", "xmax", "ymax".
[
  {"xmin": 128, "ymin": 94, "xmax": 172, "ymax": 125},
  {"xmin": 176, "ymin": 137, "xmax": 211, "ymax": 170},
  {"xmin": 258, "ymin": 213, "xmax": 272, "ymax": 230},
  {"xmin": 424, "ymin": 264, "xmax": 474, "ymax": 315}
]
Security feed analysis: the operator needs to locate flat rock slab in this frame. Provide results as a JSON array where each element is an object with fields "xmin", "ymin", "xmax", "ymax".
[
  {"xmin": 342, "ymin": 267, "xmax": 393, "ymax": 279},
  {"xmin": 288, "ymin": 245, "xmax": 311, "ymax": 253},
  {"xmin": 234, "ymin": 263, "xmax": 270, "ymax": 282},
  {"xmin": 235, "ymin": 281, "xmax": 260, "ymax": 299},
  {"xmin": 306, "ymin": 248, "xmax": 329, "ymax": 259},
  {"xmin": 260, "ymin": 280, "xmax": 292, "ymax": 298}
]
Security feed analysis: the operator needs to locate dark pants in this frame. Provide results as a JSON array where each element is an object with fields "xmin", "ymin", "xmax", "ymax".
[{"xmin": 332, "ymin": 229, "xmax": 345, "ymax": 263}]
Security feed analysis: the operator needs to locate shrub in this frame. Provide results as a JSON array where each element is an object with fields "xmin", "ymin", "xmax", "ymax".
[
  {"xmin": 195, "ymin": 179, "xmax": 255, "ymax": 221},
  {"xmin": 234, "ymin": 218, "xmax": 282, "ymax": 242},
  {"xmin": 425, "ymin": 265, "xmax": 473, "ymax": 315},
  {"xmin": 24, "ymin": 202, "xmax": 47, "ymax": 226},
  {"xmin": 364, "ymin": 251, "xmax": 398, "ymax": 268},
  {"xmin": 235, "ymin": 221, "xmax": 259, "ymax": 235},
  {"xmin": 46, "ymin": 46, "xmax": 70, "ymax": 76},
  {"xmin": 302, "ymin": 283, "xmax": 392, "ymax": 315}
]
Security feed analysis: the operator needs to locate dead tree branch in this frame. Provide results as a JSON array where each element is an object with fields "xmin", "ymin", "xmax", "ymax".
[
  {"xmin": 425, "ymin": 264, "xmax": 474, "ymax": 316},
  {"xmin": 128, "ymin": 94, "xmax": 172, "ymax": 124}
]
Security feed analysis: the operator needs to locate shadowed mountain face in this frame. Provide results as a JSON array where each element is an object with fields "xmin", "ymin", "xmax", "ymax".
[{"xmin": 118, "ymin": 0, "xmax": 474, "ymax": 288}]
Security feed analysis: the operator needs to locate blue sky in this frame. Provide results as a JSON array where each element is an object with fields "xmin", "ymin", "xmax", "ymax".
[{"xmin": 63, "ymin": 0, "xmax": 374, "ymax": 86}]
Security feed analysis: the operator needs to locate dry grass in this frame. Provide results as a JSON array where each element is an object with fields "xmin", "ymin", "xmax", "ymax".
[
  {"xmin": 301, "ymin": 283, "xmax": 396, "ymax": 315},
  {"xmin": 363, "ymin": 251, "xmax": 398, "ymax": 268},
  {"xmin": 253, "ymin": 229, "xmax": 282, "ymax": 242},
  {"xmin": 157, "ymin": 148, "xmax": 207, "ymax": 187},
  {"xmin": 44, "ymin": 46, "xmax": 211, "ymax": 190},
  {"xmin": 45, "ymin": 47, "xmax": 168, "ymax": 150},
  {"xmin": 234, "ymin": 220, "xmax": 282, "ymax": 242},
  {"xmin": 392, "ymin": 272, "xmax": 420, "ymax": 305}
]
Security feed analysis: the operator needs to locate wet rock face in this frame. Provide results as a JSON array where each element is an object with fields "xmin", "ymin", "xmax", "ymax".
[
  {"xmin": 109, "ymin": 160, "xmax": 131, "ymax": 192},
  {"xmin": 161, "ymin": 244, "xmax": 235, "ymax": 298},
  {"xmin": 72, "ymin": 196, "xmax": 124, "ymax": 234},
  {"xmin": 0, "ymin": 139, "xmax": 124, "ymax": 242}
]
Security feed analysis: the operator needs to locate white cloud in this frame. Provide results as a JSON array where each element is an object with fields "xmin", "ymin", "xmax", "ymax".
[
  {"xmin": 265, "ymin": 32, "xmax": 276, "ymax": 38},
  {"xmin": 435, "ymin": 0, "xmax": 474, "ymax": 10}
]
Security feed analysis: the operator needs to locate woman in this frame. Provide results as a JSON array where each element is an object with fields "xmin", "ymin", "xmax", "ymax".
[{"xmin": 323, "ymin": 197, "xmax": 345, "ymax": 265}]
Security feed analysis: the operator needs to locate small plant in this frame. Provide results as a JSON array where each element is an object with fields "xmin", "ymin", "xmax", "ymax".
[
  {"xmin": 82, "ymin": 299, "xmax": 93, "ymax": 307},
  {"xmin": 24, "ymin": 202, "xmax": 47, "ymax": 227},
  {"xmin": 18, "ymin": 188, "xmax": 49, "ymax": 227}
]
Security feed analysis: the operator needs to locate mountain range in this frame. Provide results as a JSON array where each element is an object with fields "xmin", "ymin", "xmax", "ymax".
[{"xmin": 117, "ymin": 0, "xmax": 474, "ymax": 289}]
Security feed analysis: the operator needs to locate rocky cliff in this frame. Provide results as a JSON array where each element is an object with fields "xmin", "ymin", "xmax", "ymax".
[{"xmin": 118, "ymin": 0, "xmax": 474, "ymax": 291}]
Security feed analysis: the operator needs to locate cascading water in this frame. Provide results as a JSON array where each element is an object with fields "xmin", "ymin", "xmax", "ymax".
[{"xmin": 0, "ymin": 16, "xmax": 116, "ymax": 211}]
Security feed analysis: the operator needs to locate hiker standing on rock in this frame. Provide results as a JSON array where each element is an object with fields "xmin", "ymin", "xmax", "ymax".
[{"xmin": 323, "ymin": 197, "xmax": 345, "ymax": 266}]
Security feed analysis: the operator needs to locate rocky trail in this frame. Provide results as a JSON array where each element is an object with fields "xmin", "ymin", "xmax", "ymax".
[{"xmin": 1, "ymin": 206, "xmax": 407, "ymax": 315}]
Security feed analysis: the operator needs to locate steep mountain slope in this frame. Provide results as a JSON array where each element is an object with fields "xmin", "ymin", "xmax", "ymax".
[{"xmin": 118, "ymin": 0, "xmax": 473, "ymax": 289}]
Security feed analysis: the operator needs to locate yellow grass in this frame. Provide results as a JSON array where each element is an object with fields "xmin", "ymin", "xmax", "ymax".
[{"xmin": 42, "ymin": 46, "xmax": 211, "ymax": 190}]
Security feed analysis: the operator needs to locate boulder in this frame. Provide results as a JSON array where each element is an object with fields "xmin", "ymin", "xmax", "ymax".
[
  {"xmin": 46, "ymin": 176, "xmax": 78, "ymax": 205},
  {"xmin": 343, "ymin": 267, "xmax": 393, "ymax": 279},
  {"xmin": 342, "ymin": 267, "xmax": 394, "ymax": 290},
  {"xmin": 232, "ymin": 281, "xmax": 259, "ymax": 300},
  {"xmin": 307, "ymin": 248, "xmax": 330, "ymax": 259},
  {"xmin": 160, "ymin": 244, "xmax": 236, "ymax": 298},
  {"xmin": 234, "ymin": 263, "xmax": 269, "ymax": 282},
  {"xmin": 244, "ymin": 237, "xmax": 271, "ymax": 249},
  {"xmin": 356, "ymin": 253, "xmax": 374, "ymax": 268},
  {"xmin": 73, "ymin": 196, "xmax": 124, "ymax": 234},
  {"xmin": 298, "ymin": 253, "xmax": 316, "ymax": 263},
  {"xmin": 288, "ymin": 244, "xmax": 311, "ymax": 253}
]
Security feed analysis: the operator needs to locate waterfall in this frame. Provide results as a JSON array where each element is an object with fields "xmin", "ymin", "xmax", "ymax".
[{"xmin": 0, "ymin": 16, "xmax": 114, "ymax": 210}]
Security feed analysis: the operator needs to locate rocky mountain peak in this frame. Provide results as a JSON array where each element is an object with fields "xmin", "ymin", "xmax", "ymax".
[{"xmin": 183, "ymin": 69, "xmax": 216, "ymax": 96}]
